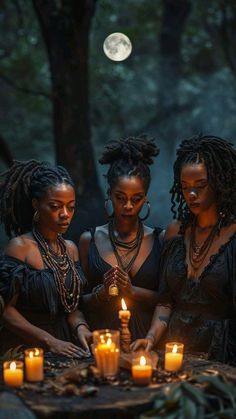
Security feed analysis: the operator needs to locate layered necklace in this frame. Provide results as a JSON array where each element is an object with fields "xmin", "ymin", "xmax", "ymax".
[
  {"xmin": 108, "ymin": 218, "xmax": 144, "ymax": 273},
  {"xmin": 189, "ymin": 218, "xmax": 220, "ymax": 272},
  {"xmin": 33, "ymin": 227, "xmax": 80, "ymax": 313}
]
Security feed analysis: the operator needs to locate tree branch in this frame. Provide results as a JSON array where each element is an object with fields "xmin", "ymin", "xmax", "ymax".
[{"xmin": 0, "ymin": 73, "xmax": 52, "ymax": 100}]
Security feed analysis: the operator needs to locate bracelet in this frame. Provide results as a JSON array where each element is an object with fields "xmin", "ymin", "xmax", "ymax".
[
  {"xmin": 146, "ymin": 332, "xmax": 155, "ymax": 345},
  {"xmin": 92, "ymin": 284, "xmax": 110, "ymax": 302},
  {"xmin": 73, "ymin": 322, "xmax": 90, "ymax": 335}
]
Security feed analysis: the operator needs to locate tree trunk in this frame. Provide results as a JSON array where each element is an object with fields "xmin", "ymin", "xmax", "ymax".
[
  {"xmin": 32, "ymin": 0, "xmax": 105, "ymax": 240},
  {"xmin": 159, "ymin": 0, "xmax": 192, "ymax": 110}
]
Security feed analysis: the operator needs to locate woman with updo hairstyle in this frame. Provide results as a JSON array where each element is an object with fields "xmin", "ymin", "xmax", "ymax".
[
  {"xmin": 132, "ymin": 134, "xmax": 236, "ymax": 364},
  {"xmin": 78, "ymin": 134, "xmax": 164, "ymax": 347},
  {"xmin": 0, "ymin": 160, "xmax": 89, "ymax": 357}
]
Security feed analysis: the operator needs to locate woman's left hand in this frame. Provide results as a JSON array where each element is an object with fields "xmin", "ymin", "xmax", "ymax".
[{"xmin": 113, "ymin": 265, "xmax": 132, "ymax": 295}]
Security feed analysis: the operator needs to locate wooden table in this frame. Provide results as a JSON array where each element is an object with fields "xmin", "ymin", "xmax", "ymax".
[{"xmin": 1, "ymin": 352, "xmax": 236, "ymax": 419}]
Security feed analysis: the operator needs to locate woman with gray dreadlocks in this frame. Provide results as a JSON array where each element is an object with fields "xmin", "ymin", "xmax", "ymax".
[
  {"xmin": 132, "ymin": 134, "xmax": 236, "ymax": 365},
  {"xmin": 0, "ymin": 160, "xmax": 89, "ymax": 357}
]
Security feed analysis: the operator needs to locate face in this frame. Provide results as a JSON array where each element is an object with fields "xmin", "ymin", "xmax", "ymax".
[
  {"xmin": 110, "ymin": 176, "xmax": 147, "ymax": 222},
  {"xmin": 180, "ymin": 163, "xmax": 217, "ymax": 215},
  {"xmin": 33, "ymin": 183, "xmax": 75, "ymax": 234}
]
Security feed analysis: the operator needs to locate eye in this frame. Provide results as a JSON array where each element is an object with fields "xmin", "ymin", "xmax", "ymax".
[
  {"xmin": 50, "ymin": 204, "xmax": 60, "ymax": 210},
  {"xmin": 67, "ymin": 206, "xmax": 75, "ymax": 212},
  {"xmin": 132, "ymin": 196, "xmax": 143, "ymax": 204}
]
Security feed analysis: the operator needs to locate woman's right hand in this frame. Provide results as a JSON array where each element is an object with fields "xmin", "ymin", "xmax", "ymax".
[
  {"xmin": 103, "ymin": 267, "xmax": 117, "ymax": 295},
  {"xmin": 130, "ymin": 338, "xmax": 154, "ymax": 352},
  {"xmin": 76, "ymin": 325, "xmax": 92, "ymax": 355},
  {"xmin": 47, "ymin": 337, "xmax": 87, "ymax": 358}
]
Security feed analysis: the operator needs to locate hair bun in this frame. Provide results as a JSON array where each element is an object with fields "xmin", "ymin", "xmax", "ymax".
[{"xmin": 99, "ymin": 134, "xmax": 159, "ymax": 166}]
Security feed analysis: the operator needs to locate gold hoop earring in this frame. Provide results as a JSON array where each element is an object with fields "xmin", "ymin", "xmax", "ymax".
[
  {"xmin": 139, "ymin": 201, "xmax": 150, "ymax": 221},
  {"xmin": 104, "ymin": 198, "xmax": 114, "ymax": 218},
  {"xmin": 33, "ymin": 210, "xmax": 40, "ymax": 223}
]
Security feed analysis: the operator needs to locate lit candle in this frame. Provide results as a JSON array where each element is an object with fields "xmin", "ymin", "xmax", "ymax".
[
  {"xmin": 93, "ymin": 330, "xmax": 120, "ymax": 378},
  {"xmin": 25, "ymin": 348, "xmax": 44, "ymax": 381},
  {"xmin": 3, "ymin": 361, "xmax": 24, "ymax": 387},
  {"xmin": 165, "ymin": 342, "xmax": 184, "ymax": 372},
  {"xmin": 119, "ymin": 298, "xmax": 131, "ymax": 321},
  {"xmin": 132, "ymin": 355, "xmax": 152, "ymax": 386}
]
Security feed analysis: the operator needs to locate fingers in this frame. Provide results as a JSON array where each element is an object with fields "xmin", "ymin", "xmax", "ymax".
[
  {"xmin": 78, "ymin": 335, "xmax": 90, "ymax": 352},
  {"xmin": 130, "ymin": 339, "xmax": 150, "ymax": 352}
]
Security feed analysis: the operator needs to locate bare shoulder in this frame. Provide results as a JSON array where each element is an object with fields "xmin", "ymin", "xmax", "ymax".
[
  {"xmin": 164, "ymin": 220, "xmax": 181, "ymax": 241},
  {"xmin": 4, "ymin": 234, "xmax": 33, "ymax": 261},
  {"xmin": 65, "ymin": 240, "xmax": 79, "ymax": 262}
]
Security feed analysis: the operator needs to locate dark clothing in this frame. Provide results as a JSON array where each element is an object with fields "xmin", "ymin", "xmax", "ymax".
[
  {"xmin": 158, "ymin": 233, "xmax": 236, "ymax": 364},
  {"xmin": 82, "ymin": 227, "xmax": 163, "ymax": 341},
  {"xmin": 0, "ymin": 255, "xmax": 85, "ymax": 354}
]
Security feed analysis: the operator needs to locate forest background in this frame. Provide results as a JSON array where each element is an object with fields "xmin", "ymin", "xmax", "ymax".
[{"xmin": 0, "ymin": 0, "xmax": 236, "ymax": 248}]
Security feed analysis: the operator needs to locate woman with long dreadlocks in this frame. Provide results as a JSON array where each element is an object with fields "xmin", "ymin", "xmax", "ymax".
[
  {"xmin": 78, "ymin": 135, "xmax": 164, "ymax": 348},
  {"xmin": 132, "ymin": 134, "xmax": 236, "ymax": 364},
  {"xmin": 0, "ymin": 160, "xmax": 89, "ymax": 357}
]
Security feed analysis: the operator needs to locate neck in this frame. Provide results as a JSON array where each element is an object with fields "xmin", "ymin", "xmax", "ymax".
[
  {"xmin": 34, "ymin": 224, "xmax": 58, "ymax": 245},
  {"xmin": 112, "ymin": 217, "xmax": 140, "ymax": 237},
  {"xmin": 195, "ymin": 210, "xmax": 219, "ymax": 230}
]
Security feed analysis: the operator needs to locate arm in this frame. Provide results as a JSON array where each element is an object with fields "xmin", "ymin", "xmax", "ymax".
[
  {"xmin": 67, "ymin": 309, "xmax": 92, "ymax": 354},
  {"xmin": 164, "ymin": 220, "xmax": 181, "ymax": 241},
  {"xmin": 78, "ymin": 231, "xmax": 111, "ymax": 306},
  {"xmin": 3, "ymin": 296, "xmax": 84, "ymax": 357},
  {"xmin": 130, "ymin": 304, "xmax": 172, "ymax": 351},
  {"xmin": 3, "ymin": 238, "xmax": 85, "ymax": 357}
]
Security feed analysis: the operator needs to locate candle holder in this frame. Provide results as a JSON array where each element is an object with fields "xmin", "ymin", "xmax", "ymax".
[
  {"xmin": 3, "ymin": 360, "xmax": 24, "ymax": 387},
  {"xmin": 25, "ymin": 347, "xmax": 44, "ymax": 382},
  {"xmin": 93, "ymin": 329, "xmax": 120, "ymax": 378},
  {"xmin": 164, "ymin": 342, "xmax": 184, "ymax": 372},
  {"xmin": 131, "ymin": 351, "xmax": 152, "ymax": 386},
  {"xmin": 119, "ymin": 298, "xmax": 131, "ymax": 353}
]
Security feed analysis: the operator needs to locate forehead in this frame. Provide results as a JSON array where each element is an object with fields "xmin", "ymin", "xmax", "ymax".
[
  {"xmin": 113, "ymin": 176, "xmax": 145, "ymax": 193},
  {"xmin": 180, "ymin": 163, "xmax": 208, "ymax": 182},
  {"xmin": 42, "ymin": 183, "xmax": 75, "ymax": 201}
]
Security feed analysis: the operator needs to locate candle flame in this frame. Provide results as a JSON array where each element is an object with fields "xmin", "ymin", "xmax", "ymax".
[
  {"xmin": 107, "ymin": 337, "xmax": 112, "ymax": 346},
  {"xmin": 172, "ymin": 344, "xmax": 178, "ymax": 354},
  {"xmin": 140, "ymin": 355, "xmax": 146, "ymax": 366},
  {"xmin": 34, "ymin": 348, "xmax": 40, "ymax": 356},
  {"xmin": 121, "ymin": 298, "xmax": 127, "ymax": 310},
  {"xmin": 10, "ymin": 361, "xmax": 16, "ymax": 370},
  {"xmin": 29, "ymin": 351, "xmax": 34, "ymax": 358}
]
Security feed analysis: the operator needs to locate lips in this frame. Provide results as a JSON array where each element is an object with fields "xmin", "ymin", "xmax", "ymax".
[
  {"xmin": 189, "ymin": 203, "xmax": 200, "ymax": 209},
  {"xmin": 58, "ymin": 223, "xmax": 69, "ymax": 227}
]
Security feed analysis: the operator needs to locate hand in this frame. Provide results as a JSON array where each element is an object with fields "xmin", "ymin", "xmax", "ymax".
[
  {"xmin": 47, "ymin": 337, "xmax": 87, "ymax": 358},
  {"xmin": 113, "ymin": 265, "xmax": 132, "ymax": 295},
  {"xmin": 130, "ymin": 338, "xmax": 154, "ymax": 352},
  {"xmin": 76, "ymin": 325, "xmax": 92, "ymax": 356}
]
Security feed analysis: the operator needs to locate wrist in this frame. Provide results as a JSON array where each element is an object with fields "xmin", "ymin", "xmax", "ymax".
[
  {"xmin": 73, "ymin": 321, "xmax": 90, "ymax": 335},
  {"xmin": 145, "ymin": 332, "xmax": 155, "ymax": 346},
  {"xmin": 93, "ymin": 284, "xmax": 110, "ymax": 302}
]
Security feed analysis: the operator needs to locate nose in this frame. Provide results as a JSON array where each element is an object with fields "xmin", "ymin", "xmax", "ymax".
[
  {"xmin": 189, "ymin": 189, "xmax": 198, "ymax": 200},
  {"xmin": 124, "ymin": 200, "xmax": 133, "ymax": 210},
  {"xmin": 60, "ymin": 206, "xmax": 69, "ymax": 218}
]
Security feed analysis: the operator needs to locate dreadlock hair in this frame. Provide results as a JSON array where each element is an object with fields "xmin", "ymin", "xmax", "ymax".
[
  {"xmin": 0, "ymin": 160, "xmax": 74, "ymax": 238},
  {"xmin": 99, "ymin": 134, "xmax": 160, "ymax": 193},
  {"xmin": 170, "ymin": 134, "xmax": 236, "ymax": 233}
]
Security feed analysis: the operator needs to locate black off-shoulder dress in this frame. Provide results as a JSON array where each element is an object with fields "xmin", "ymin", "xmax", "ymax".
[
  {"xmin": 158, "ymin": 234, "xmax": 236, "ymax": 364},
  {"xmin": 0, "ymin": 255, "xmax": 85, "ymax": 354},
  {"xmin": 81, "ymin": 227, "xmax": 163, "ymax": 341}
]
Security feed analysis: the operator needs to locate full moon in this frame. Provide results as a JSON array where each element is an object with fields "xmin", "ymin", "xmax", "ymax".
[{"xmin": 103, "ymin": 33, "xmax": 132, "ymax": 62}]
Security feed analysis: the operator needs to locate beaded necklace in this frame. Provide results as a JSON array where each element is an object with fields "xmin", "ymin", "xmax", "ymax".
[
  {"xmin": 32, "ymin": 227, "xmax": 80, "ymax": 313},
  {"xmin": 108, "ymin": 218, "xmax": 144, "ymax": 273},
  {"xmin": 189, "ymin": 218, "xmax": 220, "ymax": 272}
]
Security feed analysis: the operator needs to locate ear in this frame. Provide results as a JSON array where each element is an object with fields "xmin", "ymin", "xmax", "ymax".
[{"xmin": 32, "ymin": 198, "xmax": 39, "ymax": 211}]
